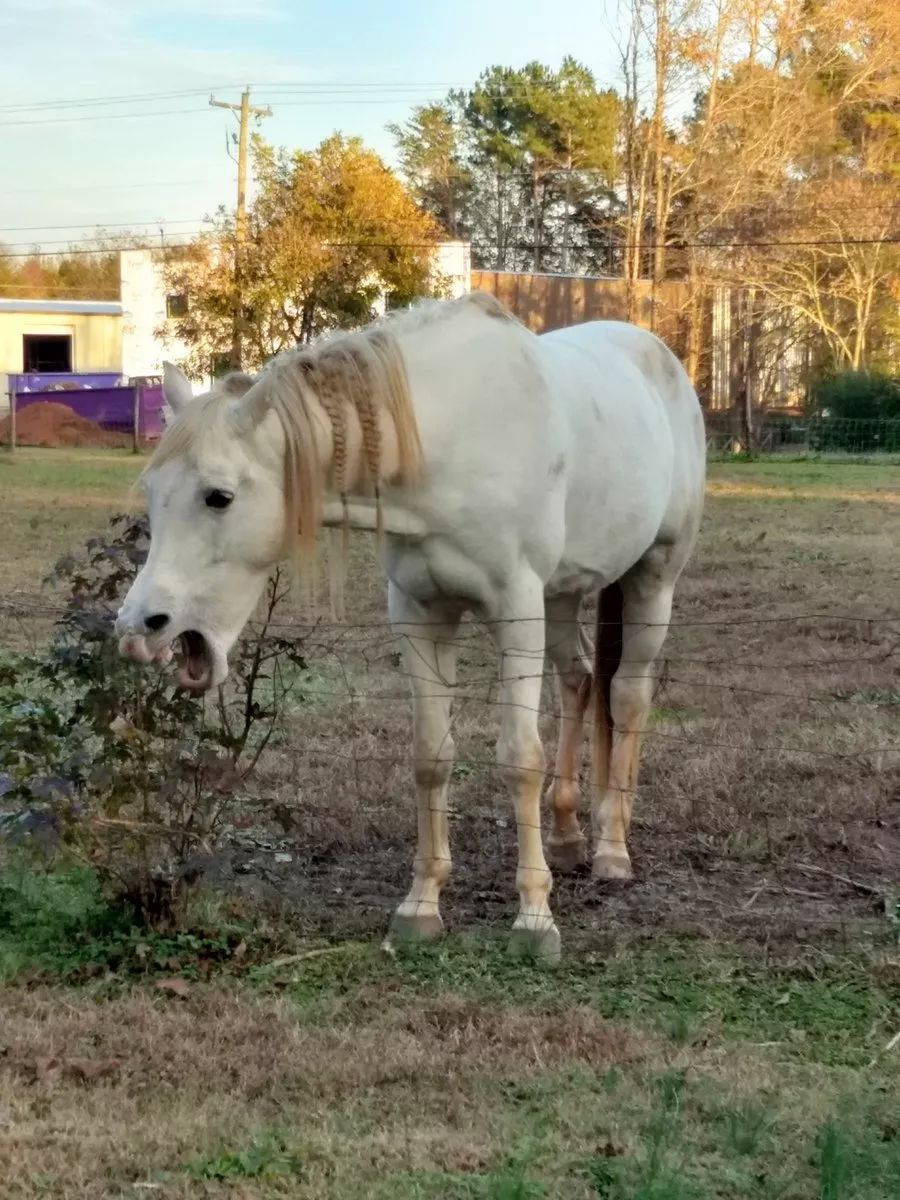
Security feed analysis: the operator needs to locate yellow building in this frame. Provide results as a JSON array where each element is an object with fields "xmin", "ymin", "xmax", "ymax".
[{"xmin": 0, "ymin": 298, "xmax": 122, "ymax": 380}]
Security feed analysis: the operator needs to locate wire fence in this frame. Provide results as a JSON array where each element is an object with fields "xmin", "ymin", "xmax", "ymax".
[
  {"xmin": 705, "ymin": 411, "xmax": 900, "ymax": 455},
  {"xmin": 206, "ymin": 604, "xmax": 899, "ymax": 937},
  {"xmin": 3, "ymin": 596, "xmax": 900, "ymax": 762},
  {"xmin": 3, "ymin": 590, "xmax": 899, "ymax": 949}
]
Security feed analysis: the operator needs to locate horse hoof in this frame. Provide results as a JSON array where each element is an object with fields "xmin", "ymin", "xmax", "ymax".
[
  {"xmin": 547, "ymin": 835, "xmax": 587, "ymax": 873},
  {"xmin": 592, "ymin": 851, "xmax": 633, "ymax": 882},
  {"xmin": 388, "ymin": 911, "xmax": 445, "ymax": 944},
  {"xmin": 508, "ymin": 922, "xmax": 562, "ymax": 965}
]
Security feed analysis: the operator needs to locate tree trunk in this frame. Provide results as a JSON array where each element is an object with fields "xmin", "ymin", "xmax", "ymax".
[
  {"xmin": 532, "ymin": 167, "xmax": 542, "ymax": 272},
  {"xmin": 684, "ymin": 252, "xmax": 703, "ymax": 391},
  {"xmin": 561, "ymin": 157, "xmax": 571, "ymax": 274},
  {"xmin": 651, "ymin": 0, "xmax": 670, "ymax": 331},
  {"xmin": 300, "ymin": 302, "xmax": 316, "ymax": 345},
  {"xmin": 495, "ymin": 168, "xmax": 505, "ymax": 270}
]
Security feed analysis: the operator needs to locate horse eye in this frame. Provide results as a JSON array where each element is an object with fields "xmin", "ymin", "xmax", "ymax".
[{"xmin": 205, "ymin": 489, "xmax": 234, "ymax": 510}]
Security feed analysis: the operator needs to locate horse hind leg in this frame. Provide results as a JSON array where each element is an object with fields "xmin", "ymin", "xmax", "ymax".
[
  {"xmin": 544, "ymin": 595, "xmax": 592, "ymax": 873},
  {"xmin": 591, "ymin": 556, "xmax": 676, "ymax": 882}
]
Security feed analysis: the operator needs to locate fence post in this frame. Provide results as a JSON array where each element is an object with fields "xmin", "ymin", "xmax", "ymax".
[
  {"xmin": 8, "ymin": 383, "xmax": 16, "ymax": 454},
  {"xmin": 132, "ymin": 382, "xmax": 141, "ymax": 454}
]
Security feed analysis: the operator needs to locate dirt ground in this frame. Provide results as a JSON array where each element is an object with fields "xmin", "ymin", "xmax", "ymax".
[{"xmin": 0, "ymin": 402, "xmax": 130, "ymax": 449}]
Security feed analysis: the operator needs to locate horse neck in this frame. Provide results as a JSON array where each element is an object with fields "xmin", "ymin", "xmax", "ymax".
[{"xmin": 324, "ymin": 397, "xmax": 402, "ymax": 498}]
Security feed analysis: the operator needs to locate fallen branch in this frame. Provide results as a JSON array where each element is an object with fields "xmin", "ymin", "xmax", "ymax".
[
  {"xmin": 263, "ymin": 947, "xmax": 346, "ymax": 970},
  {"xmin": 795, "ymin": 862, "xmax": 881, "ymax": 896},
  {"xmin": 868, "ymin": 1029, "xmax": 900, "ymax": 1069}
]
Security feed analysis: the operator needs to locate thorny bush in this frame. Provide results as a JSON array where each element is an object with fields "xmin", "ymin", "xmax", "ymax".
[{"xmin": 0, "ymin": 515, "xmax": 308, "ymax": 925}]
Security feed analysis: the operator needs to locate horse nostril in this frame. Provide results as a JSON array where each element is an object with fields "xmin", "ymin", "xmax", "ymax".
[{"xmin": 144, "ymin": 613, "xmax": 170, "ymax": 633}]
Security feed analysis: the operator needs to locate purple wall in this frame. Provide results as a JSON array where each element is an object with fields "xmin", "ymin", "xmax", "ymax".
[{"xmin": 13, "ymin": 383, "xmax": 166, "ymax": 440}]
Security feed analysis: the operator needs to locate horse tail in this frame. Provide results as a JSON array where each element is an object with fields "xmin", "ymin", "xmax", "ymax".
[{"xmin": 591, "ymin": 582, "xmax": 624, "ymax": 799}]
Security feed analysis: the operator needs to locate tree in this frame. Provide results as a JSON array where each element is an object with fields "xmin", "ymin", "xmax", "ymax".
[
  {"xmin": 681, "ymin": 0, "xmax": 900, "ymax": 378},
  {"xmin": 0, "ymin": 235, "xmax": 124, "ymax": 300},
  {"xmin": 389, "ymin": 59, "xmax": 619, "ymax": 274},
  {"xmin": 726, "ymin": 176, "xmax": 900, "ymax": 371},
  {"xmin": 162, "ymin": 135, "xmax": 441, "ymax": 377},
  {"xmin": 612, "ymin": 0, "xmax": 900, "ymax": 390},
  {"xmin": 387, "ymin": 103, "xmax": 471, "ymax": 237}
]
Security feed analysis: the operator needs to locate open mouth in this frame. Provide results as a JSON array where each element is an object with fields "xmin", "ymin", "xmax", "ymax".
[{"xmin": 176, "ymin": 630, "xmax": 215, "ymax": 691}]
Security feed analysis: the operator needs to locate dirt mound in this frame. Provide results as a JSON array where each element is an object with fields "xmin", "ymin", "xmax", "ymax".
[{"xmin": 0, "ymin": 401, "xmax": 129, "ymax": 448}]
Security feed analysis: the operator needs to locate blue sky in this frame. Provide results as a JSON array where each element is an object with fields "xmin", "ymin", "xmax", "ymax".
[{"xmin": 0, "ymin": 0, "xmax": 624, "ymax": 256}]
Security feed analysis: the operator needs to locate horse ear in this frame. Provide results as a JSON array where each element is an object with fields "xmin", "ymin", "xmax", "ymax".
[
  {"xmin": 234, "ymin": 376, "xmax": 271, "ymax": 430},
  {"xmin": 162, "ymin": 362, "xmax": 194, "ymax": 414}
]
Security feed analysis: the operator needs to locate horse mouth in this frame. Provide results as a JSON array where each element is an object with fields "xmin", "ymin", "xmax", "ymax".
[{"xmin": 176, "ymin": 630, "xmax": 215, "ymax": 691}]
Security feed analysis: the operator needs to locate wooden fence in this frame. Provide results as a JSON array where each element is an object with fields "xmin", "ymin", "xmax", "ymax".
[{"xmin": 470, "ymin": 270, "xmax": 688, "ymax": 347}]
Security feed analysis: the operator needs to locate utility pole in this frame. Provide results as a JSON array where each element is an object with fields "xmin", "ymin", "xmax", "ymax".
[{"xmin": 209, "ymin": 86, "xmax": 272, "ymax": 370}]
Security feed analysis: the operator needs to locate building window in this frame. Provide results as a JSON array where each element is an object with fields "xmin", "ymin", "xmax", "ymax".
[
  {"xmin": 166, "ymin": 293, "xmax": 189, "ymax": 318},
  {"xmin": 23, "ymin": 334, "xmax": 72, "ymax": 373}
]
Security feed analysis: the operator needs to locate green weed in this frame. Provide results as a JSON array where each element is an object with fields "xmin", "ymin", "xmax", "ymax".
[{"xmin": 185, "ymin": 1131, "xmax": 303, "ymax": 1181}]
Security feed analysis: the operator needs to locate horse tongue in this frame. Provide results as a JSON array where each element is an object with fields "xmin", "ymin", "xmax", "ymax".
[
  {"xmin": 176, "ymin": 659, "xmax": 209, "ymax": 690},
  {"xmin": 176, "ymin": 632, "xmax": 210, "ymax": 690}
]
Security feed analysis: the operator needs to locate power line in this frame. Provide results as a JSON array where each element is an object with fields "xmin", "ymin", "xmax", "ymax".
[
  {"xmin": 0, "ymin": 180, "xmax": 210, "ymax": 197},
  {"xmin": 3, "ymin": 79, "xmax": 628, "ymax": 127},
  {"xmin": 5, "ymin": 107, "xmax": 212, "ymax": 128},
  {"xmin": 0, "ymin": 232, "xmax": 898, "ymax": 261},
  {"xmin": 0, "ymin": 218, "xmax": 206, "ymax": 233},
  {"xmin": 0, "ymin": 236, "xmax": 207, "ymax": 257},
  {"xmin": 0, "ymin": 78, "xmax": 623, "ymax": 115},
  {"xmin": 0, "ymin": 86, "xmax": 240, "ymax": 114}
]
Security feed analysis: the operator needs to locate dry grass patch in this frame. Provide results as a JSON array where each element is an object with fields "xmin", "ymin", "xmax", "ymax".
[
  {"xmin": 0, "ymin": 985, "xmax": 648, "ymax": 1199},
  {"xmin": 1, "ymin": 979, "xmax": 898, "ymax": 1198}
]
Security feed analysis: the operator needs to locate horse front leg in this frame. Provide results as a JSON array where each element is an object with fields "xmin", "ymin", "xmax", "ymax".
[
  {"xmin": 490, "ymin": 575, "xmax": 559, "ymax": 962},
  {"xmin": 386, "ymin": 584, "xmax": 462, "ymax": 944}
]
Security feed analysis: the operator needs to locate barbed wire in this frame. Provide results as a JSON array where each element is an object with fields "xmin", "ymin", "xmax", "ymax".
[
  {"xmin": 4, "ymin": 606, "xmax": 900, "ymax": 745},
  {"xmin": 2, "ymin": 595, "xmax": 898, "ymax": 629},
  {"xmin": 4, "ymin": 600, "xmax": 896, "ymax": 923}
]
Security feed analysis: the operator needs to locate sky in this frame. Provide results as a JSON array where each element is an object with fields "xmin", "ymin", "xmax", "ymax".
[{"xmin": 0, "ymin": 0, "xmax": 624, "ymax": 257}]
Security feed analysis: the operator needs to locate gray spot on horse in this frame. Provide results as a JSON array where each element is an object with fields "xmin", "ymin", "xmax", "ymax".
[{"xmin": 549, "ymin": 454, "xmax": 566, "ymax": 479}]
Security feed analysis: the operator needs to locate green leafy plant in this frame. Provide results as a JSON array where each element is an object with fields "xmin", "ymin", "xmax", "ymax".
[
  {"xmin": 186, "ymin": 1132, "xmax": 303, "ymax": 1181},
  {"xmin": 1, "ymin": 515, "xmax": 307, "ymax": 926}
]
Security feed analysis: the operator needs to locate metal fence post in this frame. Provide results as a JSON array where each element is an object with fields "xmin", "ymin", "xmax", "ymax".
[
  {"xmin": 8, "ymin": 384, "xmax": 16, "ymax": 454},
  {"xmin": 132, "ymin": 382, "xmax": 142, "ymax": 454}
]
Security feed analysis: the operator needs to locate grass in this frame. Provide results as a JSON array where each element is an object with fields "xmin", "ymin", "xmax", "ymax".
[
  {"xmin": 4, "ymin": 860, "xmax": 896, "ymax": 1069},
  {"xmin": 0, "ymin": 447, "xmax": 142, "ymax": 612},
  {"xmin": 2, "ymin": 448, "xmax": 900, "ymax": 1197},
  {"xmin": 1, "ymin": 858, "xmax": 899, "ymax": 1197}
]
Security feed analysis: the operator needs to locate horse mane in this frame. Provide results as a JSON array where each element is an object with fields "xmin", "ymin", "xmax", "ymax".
[
  {"xmin": 147, "ymin": 291, "xmax": 517, "ymax": 562},
  {"xmin": 258, "ymin": 292, "xmax": 516, "ymax": 557},
  {"xmin": 265, "ymin": 322, "xmax": 424, "ymax": 557}
]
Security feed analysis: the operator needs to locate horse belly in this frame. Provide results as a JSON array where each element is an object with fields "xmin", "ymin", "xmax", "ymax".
[
  {"xmin": 384, "ymin": 535, "xmax": 499, "ymax": 611},
  {"xmin": 551, "ymin": 421, "xmax": 672, "ymax": 595}
]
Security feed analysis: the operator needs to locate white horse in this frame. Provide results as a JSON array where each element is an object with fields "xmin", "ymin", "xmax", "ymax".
[{"xmin": 116, "ymin": 293, "xmax": 705, "ymax": 960}]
